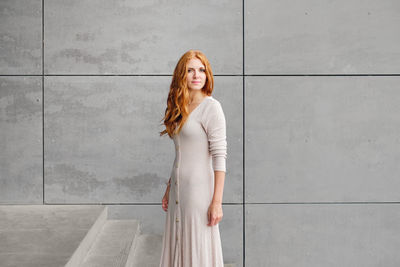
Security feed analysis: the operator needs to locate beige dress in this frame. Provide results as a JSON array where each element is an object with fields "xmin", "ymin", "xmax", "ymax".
[{"xmin": 159, "ymin": 95, "xmax": 227, "ymax": 267}]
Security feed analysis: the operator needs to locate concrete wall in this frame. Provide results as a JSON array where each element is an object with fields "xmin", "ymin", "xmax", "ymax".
[{"xmin": 1, "ymin": 0, "xmax": 399, "ymax": 266}]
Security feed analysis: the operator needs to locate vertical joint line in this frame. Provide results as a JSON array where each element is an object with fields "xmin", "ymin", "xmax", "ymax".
[
  {"xmin": 242, "ymin": 0, "xmax": 245, "ymax": 266},
  {"xmin": 42, "ymin": 0, "xmax": 45, "ymax": 204}
]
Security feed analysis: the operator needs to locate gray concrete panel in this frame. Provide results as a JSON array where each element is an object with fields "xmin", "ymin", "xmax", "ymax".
[
  {"xmin": 44, "ymin": 76, "xmax": 241, "ymax": 203},
  {"xmin": 245, "ymin": 0, "xmax": 400, "ymax": 74},
  {"xmin": 0, "ymin": 77, "xmax": 42, "ymax": 203},
  {"xmin": 109, "ymin": 204, "xmax": 243, "ymax": 266},
  {"xmin": 246, "ymin": 204, "xmax": 400, "ymax": 267},
  {"xmin": 0, "ymin": 0, "xmax": 42, "ymax": 75},
  {"xmin": 245, "ymin": 76, "xmax": 400, "ymax": 202},
  {"xmin": 44, "ymin": 0, "xmax": 242, "ymax": 75}
]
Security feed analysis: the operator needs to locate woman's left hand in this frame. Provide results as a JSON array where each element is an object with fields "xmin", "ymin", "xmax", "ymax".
[{"xmin": 207, "ymin": 201, "xmax": 223, "ymax": 226}]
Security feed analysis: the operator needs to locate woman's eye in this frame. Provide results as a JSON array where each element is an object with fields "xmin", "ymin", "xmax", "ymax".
[{"xmin": 188, "ymin": 68, "xmax": 205, "ymax": 73}]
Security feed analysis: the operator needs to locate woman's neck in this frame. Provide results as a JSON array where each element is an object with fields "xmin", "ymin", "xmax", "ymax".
[{"xmin": 188, "ymin": 90, "xmax": 206, "ymax": 104}]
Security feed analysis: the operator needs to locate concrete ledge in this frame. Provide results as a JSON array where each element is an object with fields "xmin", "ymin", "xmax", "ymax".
[
  {"xmin": 0, "ymin": 205, "xmax": 106, "ymax": 267},
  {"xmin": 65, "ymin": 205, "xmax": 107, "ymax": 267}
]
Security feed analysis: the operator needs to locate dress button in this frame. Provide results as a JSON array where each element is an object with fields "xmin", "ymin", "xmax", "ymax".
[
  {"xmin": 176, "ymin": 218, "xmax": 179, "ymax": 222},
  {"xmin": 176, "ymin": 200, "xmax": 178, "ymax": 204},
  {"xmin": 175, "ymin": 181, "xmax": 177, "ymax": 185},
  {"xmin": 175, "ymin": 165, "xmax": 178, "ymax": 169}
]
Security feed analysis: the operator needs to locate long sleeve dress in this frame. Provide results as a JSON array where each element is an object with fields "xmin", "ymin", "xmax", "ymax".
[{"xmin": 159, "ymin": 95, "xmax": 227, "ymax": 267}]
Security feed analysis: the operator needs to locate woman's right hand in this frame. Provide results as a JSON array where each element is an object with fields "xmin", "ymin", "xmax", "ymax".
[{"xmin": 162, "ymin": 186, "xmax": 170, "ymax": 212}]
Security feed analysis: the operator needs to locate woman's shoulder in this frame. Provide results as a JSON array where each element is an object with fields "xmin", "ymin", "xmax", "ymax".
[
  {"xmin": 200, "ymin": 95, "xmax": 226, "ymax": 131},
  {"xmin": 201, "ymin": 95, "xmax": 225, "ymax": 118},
  {"xmin": 204, "ymin": 95, "xmax": 222, "ymax": 108}
]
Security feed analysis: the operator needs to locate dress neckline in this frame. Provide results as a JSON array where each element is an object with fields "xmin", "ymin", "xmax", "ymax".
[{"xmin": 188, "ymin": 95, "xmax": 211, "ymax": 117}]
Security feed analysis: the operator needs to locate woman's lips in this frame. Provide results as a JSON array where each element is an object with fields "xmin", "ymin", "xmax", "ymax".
[{"xmin": 192, "ymin": 81, "xmax": 201, "ymax": 84}]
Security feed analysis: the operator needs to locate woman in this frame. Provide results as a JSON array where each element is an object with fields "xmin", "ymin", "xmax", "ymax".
[{"xmin": 159, "ymin": 50, "xmax": 227, "ymax": 267}]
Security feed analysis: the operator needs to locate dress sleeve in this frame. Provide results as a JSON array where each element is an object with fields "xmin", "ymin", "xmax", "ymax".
[{"xmin": 202, "ymin": 100, "xmax": 227, "ymax": 172}]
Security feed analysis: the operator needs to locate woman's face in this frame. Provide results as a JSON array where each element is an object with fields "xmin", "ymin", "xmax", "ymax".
[{"xmin": 186, "ymin": 58, "xmax": 206, "ymax": 91}]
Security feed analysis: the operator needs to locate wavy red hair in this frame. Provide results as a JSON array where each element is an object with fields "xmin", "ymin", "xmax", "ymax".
[{"xmin": 159, "ymin": 50, "xmax": 214, "ymax": 138}]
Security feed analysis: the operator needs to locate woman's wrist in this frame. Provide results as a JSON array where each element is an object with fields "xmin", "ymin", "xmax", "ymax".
[{"xmin": 211, "ymin": 199, "xmax": 222, "ymax": 205}]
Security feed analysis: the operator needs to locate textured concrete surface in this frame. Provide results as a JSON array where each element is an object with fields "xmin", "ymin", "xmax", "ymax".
[
  {"xmin": 246, "ymin": 76, "xmax": 400, "ymax": 202},
  {"xmin": 0, "ymin": 77, "xmax": 43, "ymax": 203},
  {"xmin": 246, "ymin": 204, "xmax": 400, "ymax": 267},
  {"xmin": 44, "ymin": 0, "xmax": 242, "ymax": 75},
  {"xmin": 246, "ymin": 0, "xmax": 400, "ymax": 74},
  {"xmin": 81, "ymin": 220, "xmax": 140, "ymax": 267},
  {"xmin": 44, "ymin": 76, "xmax": 242, "ymax": 204},
  {"xmin": 0, "ymin": 205, "xmax": 105, "ymax": 267},
  {"xmin": 129, "ymin": 234, "xmax": 163, "ymax": 267},
  {"xmin": 0, "ymin": 0, "xmax": 42, "ymax": 74}
]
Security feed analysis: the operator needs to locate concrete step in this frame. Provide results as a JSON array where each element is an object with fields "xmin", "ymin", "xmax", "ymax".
[
  {"xmin": 128, "ymin": 234, "xmax": 163, "ymax": 267},
  {"xmin": 128, "ymin": 233, "xmax": 236, "ymax": 267},
  {"xmin": 80, "ymin": 219, "xmax": 141, "ymax": 267},
  {"xmin": 0, "ymin": 205, "xmax": 107, "ymax": 267}
]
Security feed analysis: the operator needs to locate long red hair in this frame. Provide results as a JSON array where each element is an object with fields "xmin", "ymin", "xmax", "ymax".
[{"xmin": 159, "ymin": 50, "xmax": 214, "ymax": 138}]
